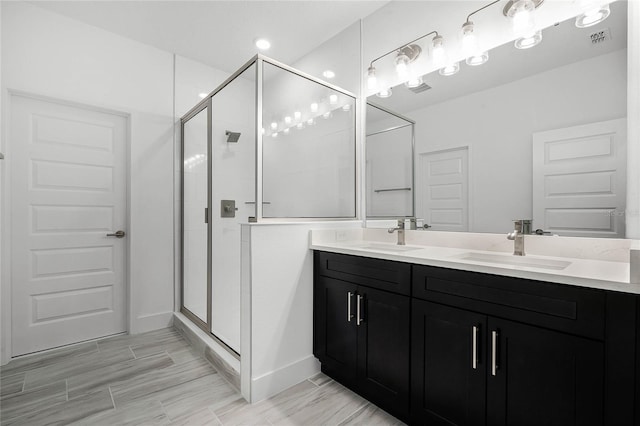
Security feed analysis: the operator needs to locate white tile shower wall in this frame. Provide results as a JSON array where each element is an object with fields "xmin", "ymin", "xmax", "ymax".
[
  {"xmin": 242, "ymin": 221, "xmax": 363, "ymax": 403},
  {"xmin": 1, "ymin": 2, "xmax": 175, "ymax": 346},
  {"xmin": 409, "ymin": 50, "xmax": 627, "ymax": 234}
]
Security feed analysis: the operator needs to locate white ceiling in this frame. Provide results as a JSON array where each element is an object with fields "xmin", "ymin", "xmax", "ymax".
[{"xmin": 30, "ymin": 0, "xmax": 388, "ymax": 74}]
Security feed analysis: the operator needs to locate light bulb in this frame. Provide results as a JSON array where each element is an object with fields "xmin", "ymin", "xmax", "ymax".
[
  {"xmin": 255, "ymin": 38, "xmax": 271, "ymax": 50},
  {"xmin": 376, "ymin": 87, "xmax": 393, "ymax": 98},
  {"xmin": 284, "ymin": 116, "xmax": 292, "ymax": 124},
  {"xmin": 342, "ymin": 104, "xmax": 351, "ymax": 112},
  {"xmin": 307, "ymin": 118, "xmax": 315, "ymax": 125},
  {"xmin": 198, "ymin": 93, "xmax": 208, "ymax": 99},
  {"xmin": 395, "ymin": 54, "xmax": 409, "ymax": 77},
  {"xmin": 323, "ymin": 111, "xmax": 332, "ymax": 119},
  {"xmin": 439, "ymin": 62, "xmax": 460, "ymax": 76},
  {"xmin": 405, "ymin": 76, "xmax": 423, "ymax": 88},
  {"xmin": 296, "ymin": 122, "xmax": 305, "ymax": 130},
  {"xmin": 294, "ymin": 111, "xmax": 301, "ymax": 120},
  {"xmin": 515, "ymin": 30, "xmax": 542, "ymax": 49},
  {"xmin": 322, "ymin": 70, "xmax": 335, "ymax": 79},
  {"xmin": 310, "ymin": 103, "xmax": 318, "ymax": 113},
  {"xmin": 270, "ymin": 122, "xmax": 278, "ymax": 130},
  {"xmin": 461, "ymin": 22, "xmax": 478, "ymax": 58},
  {"xmin": 576, "ymin": 2, "xmax": 610, "ymax": 28},
  {"xmin": 367, "ymin": 66, "xmax": 377, "ymax": 90},
  {"xmin": 507, "ymin": 0, "xmax": 536, "ymax": 37},
  {"xmin": 329, "ymin": 94, "xmax": 338, "ymax": 105},
  {"xmin": 432, "ymin": 35, "xmax": 446, "ymax": 68}
]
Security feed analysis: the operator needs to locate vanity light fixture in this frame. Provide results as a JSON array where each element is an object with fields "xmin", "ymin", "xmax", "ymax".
[
  {"xmin": 284, "ymin": 116, "xmax": 292, "ymax": 124},
  {"xmin": 329, "ymin": 94, "xmax": 338, "ymax": 105},
  {"xmin": 515, "ymin": 30, "xmax": 543, "ymax": 49},
  {"xmin": 270, "ymin": 121, "xmax": 278, "ymax": 130},
  {"xmin": 575, "ymin": 0, "xmax": 610, "ymax": 28},
  {"xmin": 461, "ymin": 0, "xmax": 501, "ymax": 66},
  {"xmin": 439, "ymin": 62, "xmax": 460, "ymax": 76},
  {"xmin": 366, "ymin": 30, "xmax": 442, "ymax": 94},
  {"xmin": 431, "ymin": 35, "xmax": 446, "ymax": 68},
  {"xmin": 294, "ymin": 111, "xmax": 302, "ymax": 120},
  {"xmin": 310, "ymin": 102, "xmax": 319, "ymax": 113},
  {"xmin": 504, "ymin": 0, "xmax": 544, "ymax": 49}
]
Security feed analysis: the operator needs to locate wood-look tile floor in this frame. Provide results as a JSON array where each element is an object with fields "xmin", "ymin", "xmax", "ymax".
[{"xmin": 0, "ymin": 327, "xmax": 404, "ymax": 425}]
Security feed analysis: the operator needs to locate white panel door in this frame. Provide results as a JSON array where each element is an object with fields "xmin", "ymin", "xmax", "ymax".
[
  {"xmin": 533, "ymin": 119, "xmax": 626, "ymax": 238},
  {"xmin": 418, "ymin": 148, "xmax": 469, "ymax": 231},
  {"xmin": 10, "ymin": 94, "xmax": 127, "ymax": 356}
]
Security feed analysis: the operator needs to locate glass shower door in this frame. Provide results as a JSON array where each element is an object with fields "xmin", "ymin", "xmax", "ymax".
[{"xmin": 181, "ymin": 104, "xmax": 210, "ymax": 324}]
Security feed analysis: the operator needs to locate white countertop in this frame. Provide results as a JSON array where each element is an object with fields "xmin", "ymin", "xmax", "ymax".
[{"xmin": 310, "ymin": 229, "xmax": 640, "ymax": 294}]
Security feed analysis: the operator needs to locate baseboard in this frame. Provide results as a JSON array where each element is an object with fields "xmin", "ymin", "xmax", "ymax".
[
  {"xmin": 250, "ymin": 355, "xmax": 321, "ymax": 403},
  {"xmin": 173, "ymin": 312, "xmax": 241, "ymax": 391},
  {"xmin": 131, "ymin": 311, "xmax": 174, "ymax": 334}
]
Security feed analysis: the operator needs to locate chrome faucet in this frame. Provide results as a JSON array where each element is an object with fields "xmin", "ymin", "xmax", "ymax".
[
  {"xmin": 388, "ymin": 219, "xmax": 406, "ymax": 245},
  {"xmin": 507, "ymin": 220, "xmax": 531, "ymax": 256}
]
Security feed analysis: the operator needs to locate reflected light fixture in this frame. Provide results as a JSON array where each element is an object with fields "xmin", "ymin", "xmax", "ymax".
[
  {"xmin": 439, "ymin": 62, "xmax": 460, "ymax": 76},
  {"xmin": 329, "ymin": 94, "xmax": 338, "ymax": 105},
  {"xmin": 307, "ymin": 118, "xmax": 315, "ymax": 125},
  {"xmin": 575, "ymin": 1, "xmax": 610, "ymax": 28},
  {"xmin": 367, "ymin": 66, "xmax": 377, "ymax": 90},
  {"xmin": 342, "ymin": 104, "xmax": 351, "ymax": 112},
  {"xmin": 294, "ymin": 111, "xmax": 302, "ymax": 120},
  {"xmin": 323, "ymin": 70, "xmax": 336, "ymax": 79},
  {"xmin": 272, "ymin": 132, "xmax": 278, "ymax": 138},
  {"xmin": 376, "ymin": 87, "xmax": 393, "ymax": 98},
  {"xmin": 515, "ymin": 30, "xmax": 543, "ymax": 49},
  {"xmin": 460, "ymin": 1, "xmax": 501, "ymax": 66},
  {"xmin": 255, "ymin": 38, "xmax": 271, "ymax": 50},
  {"xmin": 198, "ymin": 93, "xmax": 208, "ymax": 99},
  {"xmin": 405, "ymin": 75, "xmax": 423, "ymax": 88},
  {"xmin": 284, "ymin": 116, "xmax": 292, "ymax": 124},
  {"xmin": 323, "ymin": 111, "xmax": 332, "ymax": 119},
  {"xmin": 310, "ymin": 103, "xmax": 319, "ymax": 113},
  {"xmin": 270, "ymin": 122, "xmax": 278, "ymax": 130},
  {"xmin": 296, "ymin": 122, "xmax": 305, "ymax": 130},
  {"xmin": 283, "ymin": 128, "xmax": 290, "ymax": 134}
]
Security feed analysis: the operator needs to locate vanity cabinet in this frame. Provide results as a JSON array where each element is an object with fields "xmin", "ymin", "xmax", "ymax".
[
  {"xmin": 313, "ymin": 251, "xmax": 639, "ymax": 426},
  {"xmin": 313, "ymin": 252, "xmax": 411, "ymax": 420}
]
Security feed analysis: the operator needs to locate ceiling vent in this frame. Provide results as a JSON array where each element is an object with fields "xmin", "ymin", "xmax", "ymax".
[
  {"xmin": 589, "ymin": 28, "xmax": 611, "ymax": 46},
  {"xmin": 408, "ymin": 82, "xmax": 432, "ymax": 94}
]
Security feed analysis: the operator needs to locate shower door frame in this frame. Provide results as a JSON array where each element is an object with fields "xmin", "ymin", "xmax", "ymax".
[{"xmin": 180, "ymin": 54, "xmax": 359, "ymax": 358}]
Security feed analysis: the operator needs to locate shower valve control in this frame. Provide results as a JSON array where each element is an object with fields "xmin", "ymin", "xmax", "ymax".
[{"xmin": 221, "ymin": 200, "xmax": 238, "ymax": 218}]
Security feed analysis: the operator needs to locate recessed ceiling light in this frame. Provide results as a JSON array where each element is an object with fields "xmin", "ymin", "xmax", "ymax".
[
  {"xmin": 199, "ymin": 93, "xmax": 208, "ymax": 99},
  {"xmin": 255, "ymin": 38, "xmax": 271, "ymax": 50},
  {"xmin": 323, "ymin": 70, "xmax": 335, "ymax": 79}
]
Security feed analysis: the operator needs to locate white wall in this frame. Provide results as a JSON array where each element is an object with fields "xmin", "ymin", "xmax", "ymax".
[
  {"xmin": 1, "ymin": 2, "xmax": 175, "ymax": 361},
  {"xmin": 409, "ymin": 49, "xmax": 627, "ymax": 233}
]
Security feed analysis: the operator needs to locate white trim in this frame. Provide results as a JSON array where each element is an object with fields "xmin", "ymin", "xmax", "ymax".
[
  {"xmin": 131, "ymin": 311, "xmax": 174, "ymax": 334},
  {"xmin": 249, "ymin": 355, "xmax": 320, "ymax": 404},
  {"xmin": 627, "ymin": 0, "xmax": 640, "ymax": 239}
]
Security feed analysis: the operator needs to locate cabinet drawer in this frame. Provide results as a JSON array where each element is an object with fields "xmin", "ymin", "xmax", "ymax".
[
  {"xmin": 413, "ymin": 265, "xmax": 606, "ymax": 340},
  {"xmin": 314, "ymin": 251, "xmax": 411, "ymax": 296}
]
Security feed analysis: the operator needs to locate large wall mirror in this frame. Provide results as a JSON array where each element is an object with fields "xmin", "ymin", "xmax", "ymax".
[{"xmin": 365, "ymin": 1, "xmax": 629, "ymax": 238}]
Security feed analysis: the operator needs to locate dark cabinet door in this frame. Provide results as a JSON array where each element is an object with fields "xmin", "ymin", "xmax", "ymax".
[
  {"xmin": 411, "ymin": 300, "xmax": 487, "ymax": 426},
  {"xmin": 313, "ymin": 276, "xmax": 358, "ymax": 385},
  {"xmin": 357, "ymin": 286, "xmax": 411, "ymax": 418},
  {"xmin": 486, "ymin": 318, "xmax": 604, "ymax": 426}
]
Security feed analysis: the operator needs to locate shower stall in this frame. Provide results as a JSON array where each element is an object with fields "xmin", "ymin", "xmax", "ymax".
[{"xmin": 180, "ymin": 55, "xmax": 357, "ymax": 357}]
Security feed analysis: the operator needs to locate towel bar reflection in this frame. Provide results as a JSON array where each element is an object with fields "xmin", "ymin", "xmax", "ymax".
[{"xmin": 374, "ymin": 187, "xmax": 411, "ymax": 193}]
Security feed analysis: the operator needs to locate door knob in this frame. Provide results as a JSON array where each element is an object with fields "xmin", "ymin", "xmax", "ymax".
[{"xmin": 106, "ymin": 230, "xmax": 126, "ymax": 238}]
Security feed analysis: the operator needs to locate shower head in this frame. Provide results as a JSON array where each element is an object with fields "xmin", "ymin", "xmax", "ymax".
[{"xmin": 226, "ymin": 131, "xmax": 241, "ymax": 143}]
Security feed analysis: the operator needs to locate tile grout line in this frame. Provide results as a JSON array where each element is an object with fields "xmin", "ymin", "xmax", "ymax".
[
  {"xmin": 128, "ymin": 346, "xmax": 137, "ymax": 359},
  {"xmin": 108, "ymin": 385, "xmax": 117, "ymax": 410},
  {"xmin": 208, "ymin": 406, "xmax": 223, "ymax": 425},
  {"xmin": 65, "ymin": 379, "xmax": 69, "ymax": 401},
  {"xmin": 340, "ymin": 401, "xmax": 371, "ymax": 425}
]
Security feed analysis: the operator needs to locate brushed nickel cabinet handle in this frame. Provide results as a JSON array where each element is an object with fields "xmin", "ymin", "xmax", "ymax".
[
  {"xmin": 356, "ymin": 294, "xmax": 363, "ymax": 326},
  {"xmin": 491, "ymin": 330, "xmax": 499, "ymax": 376},
  {"xmin": 472, "ymin": 325, "xmax": 479, "ymax": 370},
  {"xmin": 347, "ymin": 292, "xmax": 353, "ymax": 322}
]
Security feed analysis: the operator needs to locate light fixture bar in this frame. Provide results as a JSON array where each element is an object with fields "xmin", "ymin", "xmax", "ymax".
[
  {"xmin": 368, "ymin": 30, "xmax": 439, "ymax": 69},
  {"xmin": 465, "ymin": 0, "xmax": 501, "ymax": 25}
]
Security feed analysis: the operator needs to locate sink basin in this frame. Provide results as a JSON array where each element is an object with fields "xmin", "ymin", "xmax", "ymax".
[
  {"xmin": 359, "ymin": 243, "xmax": 423, "ymax": 252},
  {"xmin": 455, "ymin": 252, "xmax": 571, "ymax": 270}
]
